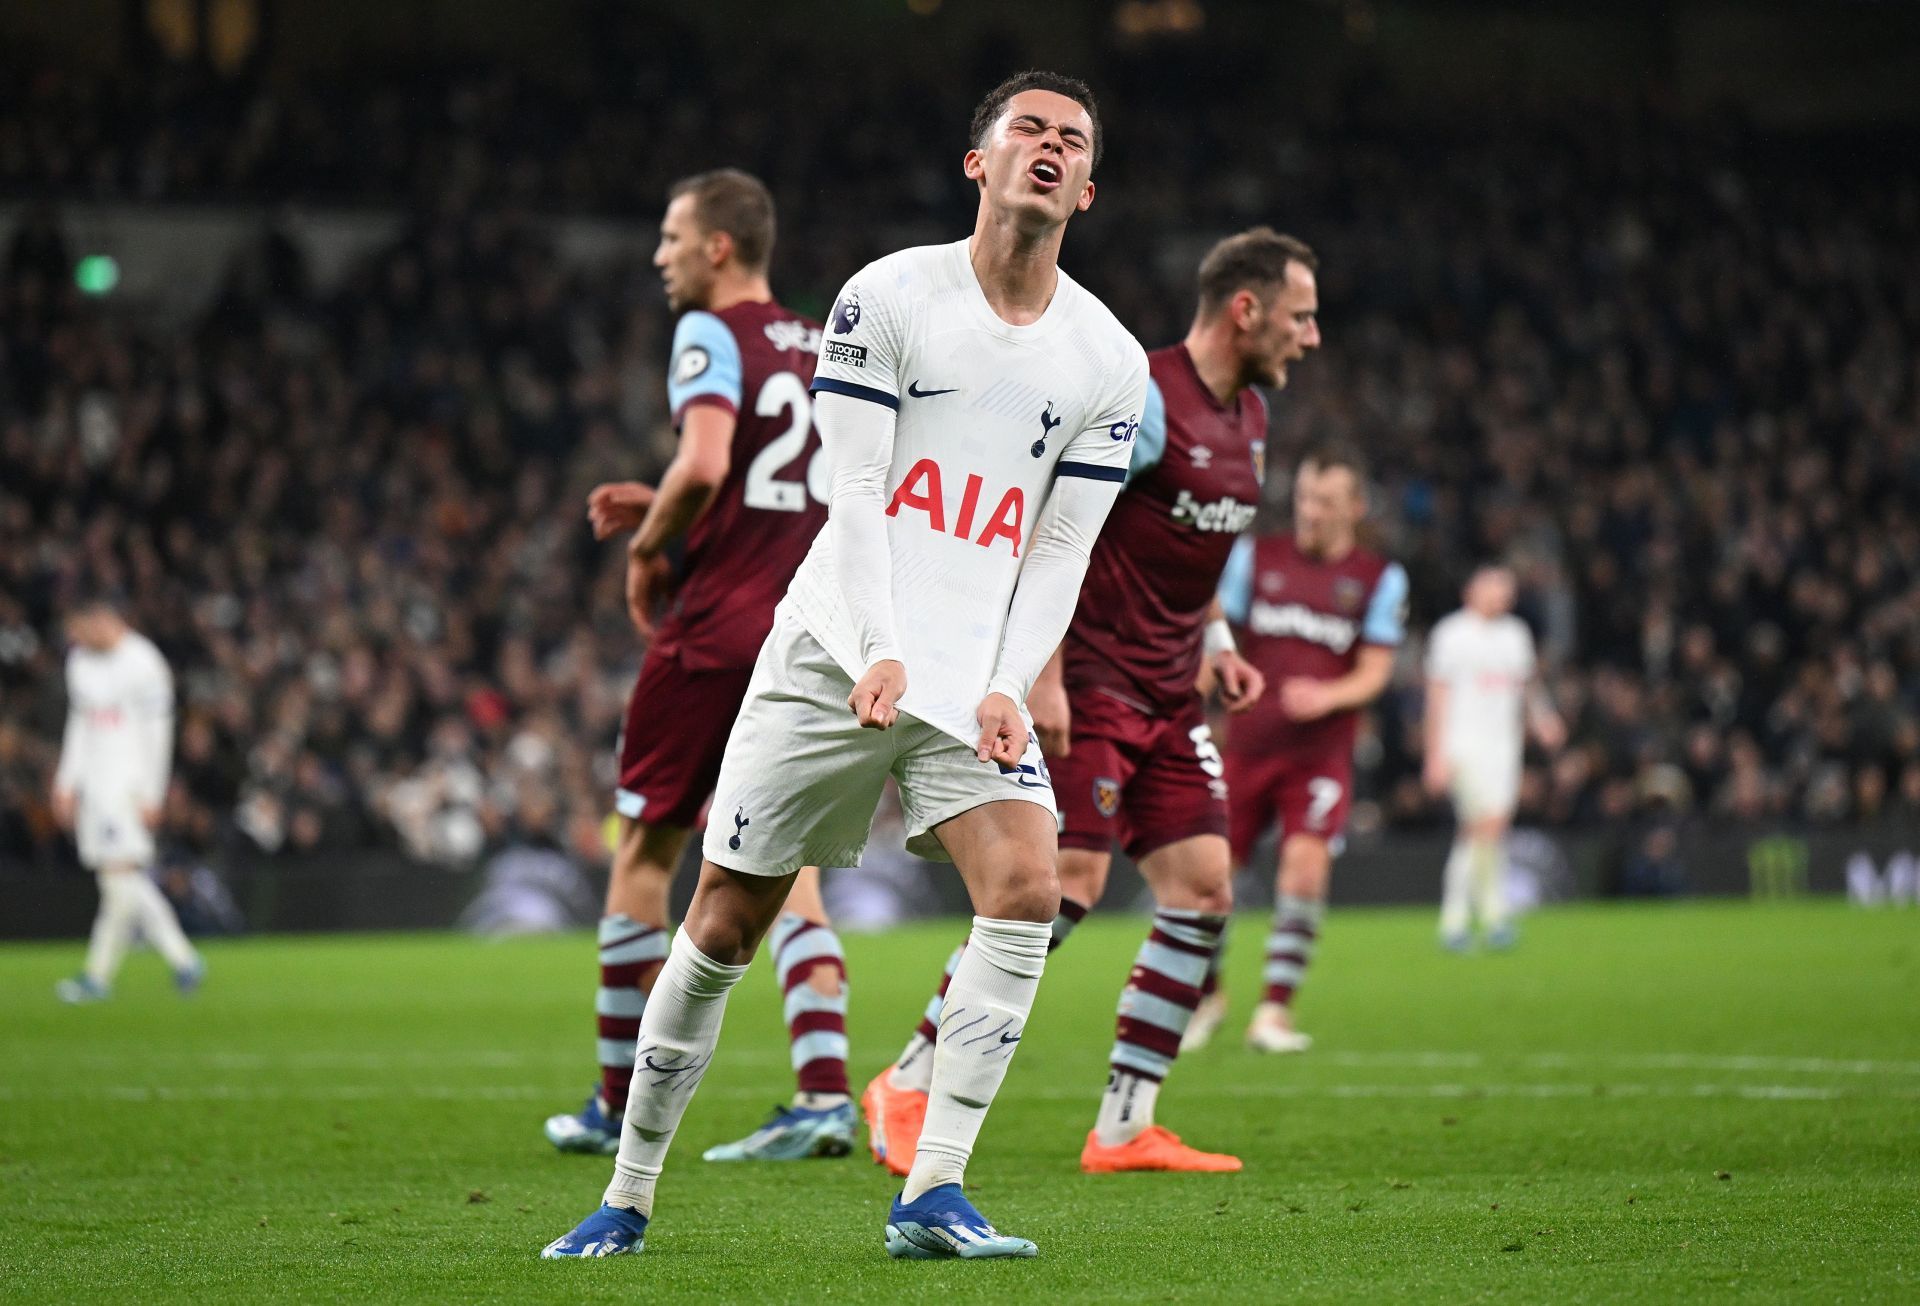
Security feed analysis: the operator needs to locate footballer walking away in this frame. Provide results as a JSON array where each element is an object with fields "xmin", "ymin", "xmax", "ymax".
[
  {"xmin": 542, "ymin": 70, "xmax": 1147, "ymax": 1262},
  {"xmin": 544, "ymin": 169, "xmax": 858, "ymax": 1165}
]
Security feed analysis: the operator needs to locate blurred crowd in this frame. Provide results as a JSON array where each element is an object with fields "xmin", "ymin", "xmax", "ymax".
[{"xmin": 3, "ymin": 46, "xmax": 1917, "ymax": 874}]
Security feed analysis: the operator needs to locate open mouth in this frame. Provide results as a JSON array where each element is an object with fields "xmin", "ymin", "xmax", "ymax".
[{"xmin": 1027, "ymin": 159, "xmax": 1062, "ymax": 191}]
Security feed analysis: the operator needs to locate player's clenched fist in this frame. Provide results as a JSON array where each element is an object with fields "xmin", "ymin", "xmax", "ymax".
[
  {"xmin": 849, "ymin": 660, "xmax": 907, "ymax": 730},
  {"xmin": 1211, "ymin": 648, "xmax": 1265, "ymax": 714},
  {"xmin": 587, "ymin": 481, "xmax": 656, "ymax": 540},
  {"xmin": 624, "ymin": 546, "xmax": 672, "ymax": 640},
  {"xmin": 975, "ymin": 692, "xmax": 1029, "ymax": 766}
]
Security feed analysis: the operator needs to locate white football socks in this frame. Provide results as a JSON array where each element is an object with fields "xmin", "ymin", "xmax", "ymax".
[
  {"xmin": 128, "ymin": 872, "xmax": 199, "ymax": 971},
  {"xmin": 890, "ymin": 1033, "xmax": 936, "ymax": 1093},
  {"xmin": 604, "ymin": 930, "xmax": 748, "ymax": 1217},
  {"xmin": 903, "ymin": 916, "xmax": 1049, "ymax": 1203},
  {"xmin": 1439, "ymin": 839, "xmax": 1474, "ymax": 939},
  {"xmin": 1094, "ymin": 1070, "xmax": 1162, "ymax": 1147},
  {"xmin": 84, "ymin": 870, "xmax": 143, "ymax": 987},
  {"xmin": 1471, "ymin": 836, "xmax": 1509, "ymax": 932}
]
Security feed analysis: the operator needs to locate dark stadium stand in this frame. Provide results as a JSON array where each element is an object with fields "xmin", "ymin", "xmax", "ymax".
[{"xmin": 3, "ymin": 29, "xmax": 1916, "ymax": 905}]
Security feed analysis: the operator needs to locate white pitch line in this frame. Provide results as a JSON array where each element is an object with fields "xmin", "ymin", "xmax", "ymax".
[
  {"xmin": 0, "ymin": 1081, "xmax": 1905, "ymax": 1104},
  {"xmin": 35, "ymin": 1048, "xmax": 1920, "ymax": 1076}
]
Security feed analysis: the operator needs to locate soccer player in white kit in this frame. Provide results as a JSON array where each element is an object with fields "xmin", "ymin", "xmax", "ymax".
[
  {"xmin": 1423, "ymin": 566, "xmax": 1565, "ymax": 949},
  {"xmin": 543, "ymin": 70, "xmax": 1147, "ymax": 1262},
  {"xmin": 50, "ymin": 597, "xmax": 203, "ymax": 1002}
]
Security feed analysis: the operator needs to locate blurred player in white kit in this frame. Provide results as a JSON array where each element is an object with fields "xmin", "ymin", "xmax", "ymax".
[
  {"xmin": 1423, "ymin": 566, "xmax": 1564, "ymax": 949},
  {"xmin": 51, "ymin": 596, "xmax": 204, "ymax": 1002}
]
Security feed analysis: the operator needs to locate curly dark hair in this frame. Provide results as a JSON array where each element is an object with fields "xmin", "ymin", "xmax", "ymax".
[{"xmin": 968, "ymin": 70, "xmax": 1103, "ymax": 172}]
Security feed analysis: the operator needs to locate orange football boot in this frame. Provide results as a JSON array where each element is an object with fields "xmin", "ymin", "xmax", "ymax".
[
  {"xmin": 861, "ymin": 1068, "xmax": 927, "ymax": 1178},
  {"xmin": 1080, "ymin": 1125, "xmax": 1243, "ymax": 1173}
]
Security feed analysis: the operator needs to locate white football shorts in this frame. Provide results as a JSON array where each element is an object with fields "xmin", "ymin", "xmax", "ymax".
[
  {"xmin": 702, "ymin": 606, "xmax": 1056, "ymax": 876},
  {"xmin": 76, "ymin": 792, "xmax": 155, "ymax": 870},
  {"xmin": 1448, "ymin": 751, "xmax": 1521, "ymax": 823}
]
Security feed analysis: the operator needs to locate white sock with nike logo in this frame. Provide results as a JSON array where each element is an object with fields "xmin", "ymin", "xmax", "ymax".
[
  {"xmin": 902, "ymin": 915, "xmax": 1050, "ymax": 1203},
  {"xmin": 603, "ymin": 929, "xmax": 748, "ymax": 1216}
]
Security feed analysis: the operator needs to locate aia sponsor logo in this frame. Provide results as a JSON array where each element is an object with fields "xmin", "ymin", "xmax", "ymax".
[
  {"xmin": 1247, "ymin": 600, "xmax": 1358, "ymax": 653},
  {"xmin": 1170, "ymin": 489, "xmax": 1257, "ymax": 534},
  {"xmin": 886, "ymin": 459, "xmax": 1026, "ymax": 555}
]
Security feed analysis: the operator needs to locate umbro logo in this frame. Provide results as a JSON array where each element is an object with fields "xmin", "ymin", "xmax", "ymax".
[
  {"xmin": 907, "ymin": 380, "xmax": 957, "ymax": 398},
  {"xmin": 1189, "ymin": 445, "xmax": 1213, "ymax": 469}
]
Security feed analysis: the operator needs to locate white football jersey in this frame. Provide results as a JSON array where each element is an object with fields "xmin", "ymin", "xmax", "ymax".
[
  {"xmin": 793, "ymin": 239, "xmax": 1149, "ymax": 745},
  {"xmin": 1425, "ymin": 610, "xmax": 1536, "ymax": 767},
  {"xmin": 54, "ymin": 630, "xmax": 175, "ymax": 812}
]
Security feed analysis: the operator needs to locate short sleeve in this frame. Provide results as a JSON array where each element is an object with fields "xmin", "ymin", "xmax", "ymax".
[
  {"xmin": 1218, "ymin": 535, "xmax": 1255, "ymax": 625},
  {"xmin": 1363, "ymin": 563, "xmax": 1410, "ymax": 647},
  {"xmin": 1125, "ymin": 376, "xmax": 1168, "ymax": 484},
  {"xmin": 1515, "ymin": 621, "xmax": 1538, "ymax": 678},
  {"xmin": 810, "ymin": 264, "xmax": 907, "ymax": 411},
  {"xmin": 1058, "ymin": 344, "xmax": 1149, "ymax": 485},
  {"xmin": 667, "ymin": 311, "xmax": 743, "ymax": 425}
]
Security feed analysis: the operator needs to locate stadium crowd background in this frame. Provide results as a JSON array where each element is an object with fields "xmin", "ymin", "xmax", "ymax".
[{"xmin": 3, "ymin": 6, "xmax": 1917, "ymax": 892}]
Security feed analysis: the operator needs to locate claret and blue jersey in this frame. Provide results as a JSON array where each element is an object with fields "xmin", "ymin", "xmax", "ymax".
[
  {"xmin": 1063, "ymin": 343, "xmax": 1269, "ymax": 712},
  {"xmin": 648, "ymin": 300, "xmax": 828, "ymax": 672}
]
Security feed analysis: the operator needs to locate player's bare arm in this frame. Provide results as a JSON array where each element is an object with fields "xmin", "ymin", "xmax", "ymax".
[
  {"xmin": 1423, "ymin": 676, "xmax": 1454, "ymax": 794},
  {"xmin": 620, "ymin": 406, "xmax": 736, "ymax": 637},
  {"xmin": 1282, "ymin": 644, "xmax": 1394, "ymax": 722},
  {"xmin": 1027, "ymin": 645, "xmax": 1071, "ymax": 756},
  {"xmin": 1526, "ymin": 678, "xmax": 1567, "ymax": 751}
]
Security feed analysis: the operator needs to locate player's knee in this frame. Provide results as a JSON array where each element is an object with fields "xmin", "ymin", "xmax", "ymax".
[
  {"xmin": 682, "ymin": 864, "xmax": 790, "ymax": 964},
  {"xmin": 1278, "ymin": 838, "xmax": 1331, "ymax": 898},
  {"xmin": 1191, "ymin": 876, "xmax": 1233, "ymax": 915},
  {"xmin": 1464, "ymin": 816, "xmax": 1502, "ymax": 843},
  {"xmin": 980, "ymin": 854, "xmax": 1060, "ymax": 924},
  {"xmin": 1056, "ymin": 848, "xmax": 1110, "ymax": 908}
]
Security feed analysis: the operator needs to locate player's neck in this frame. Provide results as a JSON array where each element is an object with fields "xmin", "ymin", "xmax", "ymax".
[
  {"xmin": 1298, "ymin": 533, "xmax": 1355, "ymax": 564},
  {"xmin": 703, "ymin": 271, "xmax": 773, "ymax": 313},
  {"xmin": 967, "ymin": 217, "xmax": 1062, "ymax": 326},
  {"xmin": 1181, "ymin": 323, "xmax": 1245, "ymax": 406}
]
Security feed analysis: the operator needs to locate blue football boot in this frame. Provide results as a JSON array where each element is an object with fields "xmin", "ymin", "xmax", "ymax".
[
  {"xmin": 702, "ymin": 1101, "xmax": 856, "ymax": 1162},
  {"xmin": 540, "ymin": 1203, "xmax": 648, "ymax": 1258},
  {"xmin": 544, "ymin": 1090, "xmax": 622, "ymax": 1156},
  {"xmin": 885, "ymin": 1183, "xmax": 1037, "ymax": 1259},
  {"xmin": 55, "ymin": 975, "xmax": 110, "ymax": 1004},
  {"xmin": 174, "ymin": 958, "xmax": 206, "ymax": 995}
]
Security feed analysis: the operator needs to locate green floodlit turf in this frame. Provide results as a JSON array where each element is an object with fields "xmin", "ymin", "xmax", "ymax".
[{"xmin": 2, "ymin": 901, "xmax": 1917, "ymax": 1303}]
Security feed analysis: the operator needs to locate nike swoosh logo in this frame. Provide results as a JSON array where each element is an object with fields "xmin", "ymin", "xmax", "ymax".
[
  {"xmin": 907, "ymin": 381, "xmax": 958, "ymax": 398},
  {"xmin": 999, "ymin": 1032, "xmax": 1021, "ymax": 1045}
]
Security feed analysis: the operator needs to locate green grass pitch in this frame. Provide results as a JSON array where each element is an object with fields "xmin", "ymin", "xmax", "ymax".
[{"xmin": 3, "ymin": 901, "xmax": 1917, "ymax": 1302}]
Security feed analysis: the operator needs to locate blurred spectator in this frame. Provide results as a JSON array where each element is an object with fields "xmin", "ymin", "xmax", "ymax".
[{"xmin": 1, "ymin": 52, "xmax": 1917, "ymax": 873}]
